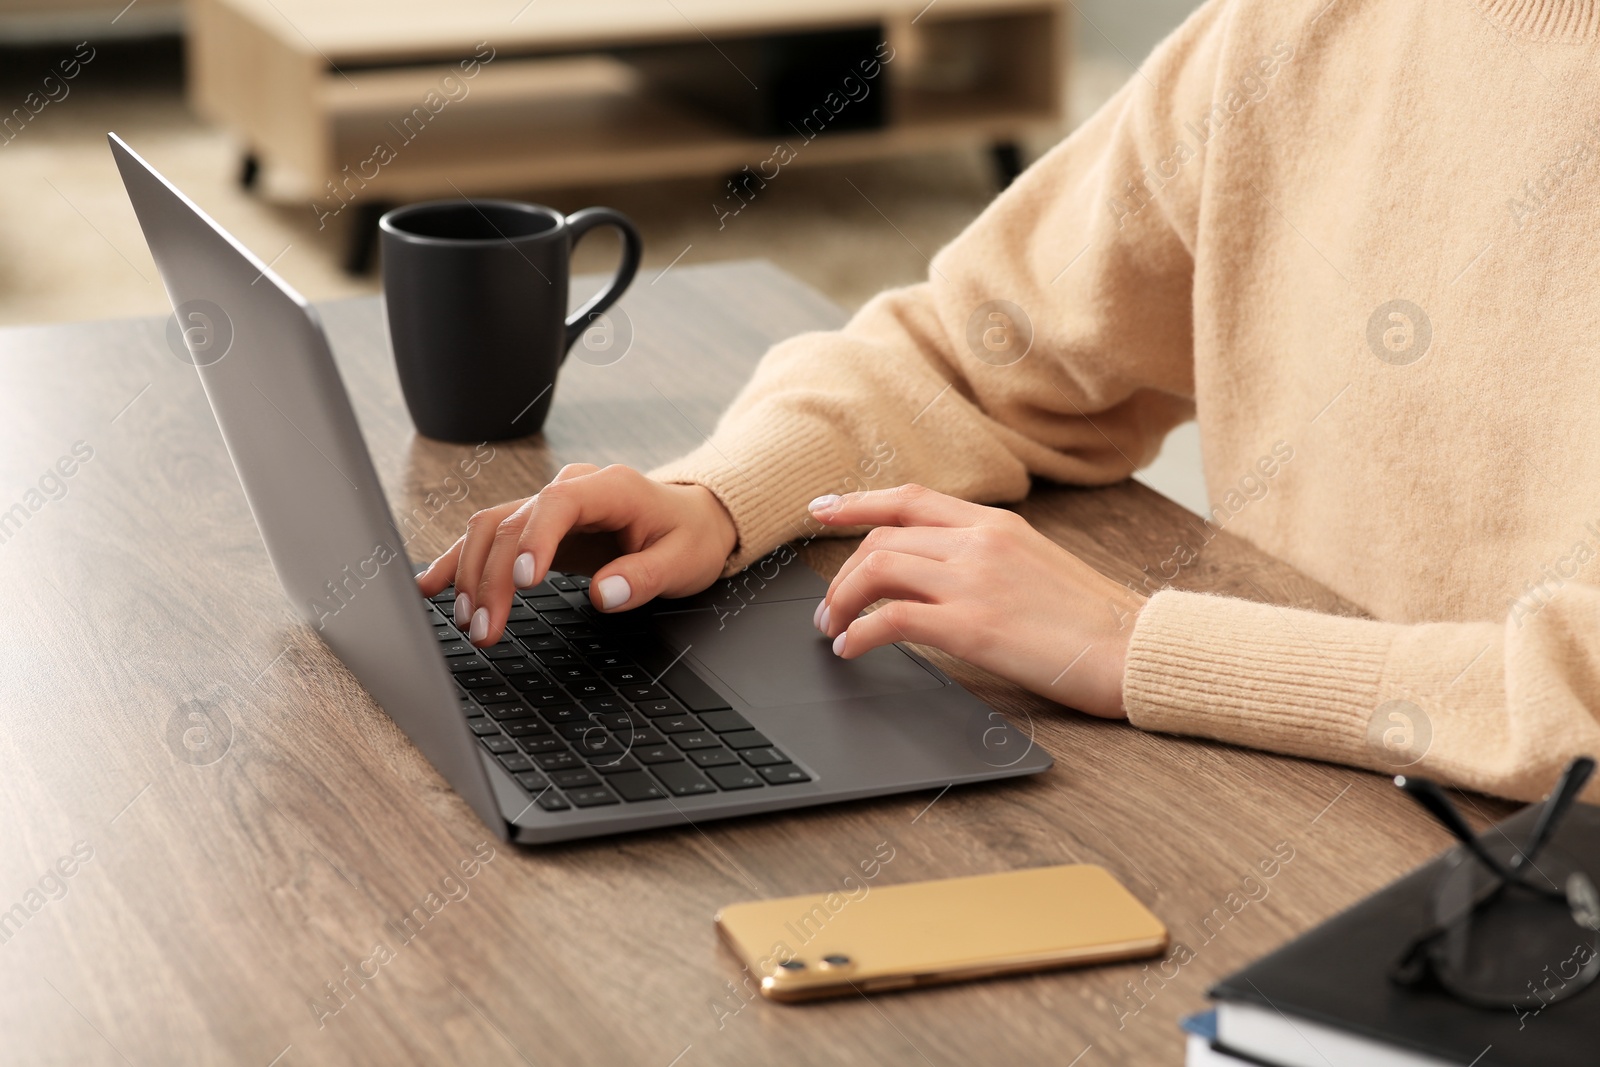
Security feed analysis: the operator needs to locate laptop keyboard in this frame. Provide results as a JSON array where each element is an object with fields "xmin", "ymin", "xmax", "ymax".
[{"xmin": 425, "ymin": 571, "xmax": 811, "ymax": 813}]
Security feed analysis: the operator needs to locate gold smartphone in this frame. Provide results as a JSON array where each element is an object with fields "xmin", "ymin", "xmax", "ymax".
[{"xmin": 715, "ymin": 864, "xmax": 1168, "ymax": 1002}]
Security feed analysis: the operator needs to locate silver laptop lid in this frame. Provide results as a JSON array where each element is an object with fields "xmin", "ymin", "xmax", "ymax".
[{"xmin": 108, "ymin": 133, "xmax": 506, "ymax": 839}]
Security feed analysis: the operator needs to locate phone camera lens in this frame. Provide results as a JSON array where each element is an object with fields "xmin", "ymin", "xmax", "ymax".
[
  {"xmin": 821, "ymin": 954, "xmax": 851, "ymax": 967},
  {"xmin": 778, "ymin": 959, "xmax": 806, "ymax": 971}
]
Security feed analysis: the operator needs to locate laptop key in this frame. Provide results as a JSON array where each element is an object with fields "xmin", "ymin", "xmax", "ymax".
[
  {"xmin": 671, "ymin": 731, "xmax": 722, "ymax": 751},
  {"xmin": 555, "ymin": 720, "xmax": 609, "ymax": 742},
  {"xmin": 741, "ymin": 747, "xmax": 792, "ymax": 767},
  {"xmin": 654, "ymin": 715, "xmax": 702, "ymax": 734},
  {"xmin": 534, "ymin": 751, "xmax": 580, "ymax": 771},
  {"xmin": 697, "ymin": 710, "xmax": 755, "ymax": 734},
  {"xmin": 542, "ymin": 609, "xmax": 586, "ymax": 626},
  {"xmin": 522, "ymin": 688, "xmax": 572, "ymax": 706},
  {"xmin": 483, "ymin": 644, "xmax": 527, "ymax": 660},
  {"xmin": 457, "ymin": 673, "xmax": 502, "ymax": 689},
  {"xmin": 758, "ymin": 764, "xmax": 812, "ymax": 785},
  {"xmin": 485, "ymin": 702, "xmax": 535, "ymax": 721},
  {"xmin": 505, "ymin": 604, "xmax": 538, "ymax": 622},
  {"xmin": 707, "ymin": 765, "xmax": 764, "ymax": 790},
  {"xmin": 535, "ymin": 650, "xmax": 579, "ymax": 667},
  {"xmin": 548, "ymin": 575, "xmax": 578, "ymax": 592},
  {"xmin": 580, "ymin": 696, "xmax": 629, "ymax": 715},
  {"xmin": 608, "ymin": 771, "xmax": 666, "ymax": 802},
  {"xmin": 634, "ymin": 699, "xmax": 688, "ymax": 719},
  {"xmin": 474, "ymin": 688, "xmax": 522, "ymax": 705},
  {"xmin": 574, "ymin": 735, "xmax": 627, "ymax": 758},
  {"xmin": 651, "ymin": 762, "xmax": 716, "ymax": 797},
  {"xmin": 513, "ymin": 771, "xmax": 550, "ymax": 792},
  {"xmin": 439, "ymin": 641, "xmax": 475, "ymax": 658},
  {"xmin": 613, "ymin": 726, "xmax": 666, "ymax": 748},
  {"xmin": 469, "ymin": 720, "xmax": 502, "ymax": 736},
  {"xmin": 570, "ymin": 637, "xmax": 623, "ymax": 656},
  {"xmin": 634, "ymin": 745, "xmax": 685, "ymax": 765},
  {"xmin": 510, "ymin": 675, "xmax": 559, "ymax": 694},
  {"xmin": 498, "ymin": 752, "xmax": 536, "ymax": 773},
  {"xmin": 538, "ymin": 704, "xmax": 585, "ymax": 724},
  {"xmin": 480, "ymin": 736, "xmax": 516, "ymax": 755},
  {"xmin": 586, "ymin": 754, "xmax": 642, "ymax": 774},
  {"xmin": 502, "ymin": 720, "xmax": 552, "ymax": 737},
  {"xmin": 601, "ymin": 666, "xmax": 651, "ymax": 686},
  {"xmin": 585, "ymin": 652, "xmax": 634, "ymax": 671},
  {"xmin": 506, "ymin": 620, "xmax": 554, "ymax": 638},
  {"xmin": 721, "ymin": 729, "xmax": 773, "ymax": 750},
  {"xmin": 618, "ymin": 684, "xmax": 670, "ymax": 702},
  {"xmin": 549, "ymin": 768, "xmax": 600, "ymax": 789},
  {"xmin": 535, "ymin": 791, "xmax": 571, "ymax": 811},
  {"xmin": 517, "ymin": 736, "xmax": 567, "ymax": 754},
  {"xmin": 434, "ymin": 626, "xmax": 461, "ymax": 641},
  {"xmin": 446, "ymin": 655, "xmax": 490, "ymax": 673},
  {"xmin": 566, "ymin": 785, "xmax": 620, "ymax": 808},
  {"xmin": 565, "ymin": 680, "xmax": 611, "ymax": 700},
  {"xmin": 493, "ymin": 659, "xmax": 540, "ymax": 676},
  {"xmin": 688, "ymin": 747, "xmax": 741, "ymax": 768}
]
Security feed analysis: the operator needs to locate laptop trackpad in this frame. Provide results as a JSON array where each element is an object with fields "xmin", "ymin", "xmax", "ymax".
[{"xmin": 657, "ymin": 600, "xmax": 944, "ymax": 708}]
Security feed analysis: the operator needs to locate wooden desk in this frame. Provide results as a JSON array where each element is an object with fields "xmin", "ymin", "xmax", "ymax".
[{"xmin": 0, "ymin": 261, "xmax": 1511, "ymax": 1065}]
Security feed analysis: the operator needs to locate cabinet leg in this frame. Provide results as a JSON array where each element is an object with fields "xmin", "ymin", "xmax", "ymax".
[
  {"xmin": 238, "ymin": 152, "xmax": 260, "ymax": 191},
  {"xmin": 344, "ymin": 200, "xmax": 392, "ymax": 276},
  {"xmin": 990, "ymin": 141, "xmax": 1024, "ymax": 190}
]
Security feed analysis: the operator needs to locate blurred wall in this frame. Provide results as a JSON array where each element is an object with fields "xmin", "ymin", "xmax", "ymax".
[{"xmin": 1075, "ymin": 0, "xmax": 1206, "ymax": 62}]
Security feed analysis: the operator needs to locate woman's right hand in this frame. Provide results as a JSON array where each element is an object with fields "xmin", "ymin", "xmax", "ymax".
[{"xmin": 415, "ymin": 463, "xmax": 739, "ymax": 646}]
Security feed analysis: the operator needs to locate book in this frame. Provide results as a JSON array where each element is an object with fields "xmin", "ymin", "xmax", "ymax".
[{"xmin": 1209, "ymin": 803, "xmax": 1599, "ymax": 1067}]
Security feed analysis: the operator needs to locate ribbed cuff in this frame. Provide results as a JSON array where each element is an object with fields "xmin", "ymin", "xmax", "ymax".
[
  {"xmin": 1477, "ymin": 0, "xmax": 1600, "ymax": 40},
  {"xmin": 648, "ymin": 407, "xmax": 868, "ymax": 575},
  {"xmin": 1123, "ymin": 590, "xmax": 1394, "ymax": 766}
]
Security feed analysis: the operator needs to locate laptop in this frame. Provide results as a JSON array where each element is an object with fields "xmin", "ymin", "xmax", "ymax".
[{"xmin": 109, "ymin": 133, "xmax": 1053, "ymax": 844}]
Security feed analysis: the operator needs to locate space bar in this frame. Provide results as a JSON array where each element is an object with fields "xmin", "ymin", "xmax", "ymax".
[{"xmin": 660, "ymin": 661, "xmax": 730, "ymax": 712}]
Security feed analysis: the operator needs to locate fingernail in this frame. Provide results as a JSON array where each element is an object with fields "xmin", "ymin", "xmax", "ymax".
[
  {"xmin": 812, "ymin": 599, "xmax": 826, "ymax": 629},
  {"xmin": 453, "ymin": 592, "xmax": 471, "ymax": 627},
  {"xmin": 513, "ymin": 552, "xmax": 536, "ymax": 588},
  {"xmin": 596, "ymin": 574, "xmax": 632, "ymax": 610},
  {"xmin": 819, "ymin": 604, "xmax": 831, "ymax": 633},
  {"xmin": 808, "ymin": 494, "xmax": 841, "ymax": 513},
  {"xmin": 832, "ymin": 631, "xmax": 847, "ymax": 657},
  {"xmin": 468, "ymin": 607, "xmax": 488, "ymax": 643}
]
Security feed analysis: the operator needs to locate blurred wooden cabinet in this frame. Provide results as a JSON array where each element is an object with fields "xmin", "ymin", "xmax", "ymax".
[{"xmin": 187, "ymin": 0, "xmax": 1069, "ymax": 269}]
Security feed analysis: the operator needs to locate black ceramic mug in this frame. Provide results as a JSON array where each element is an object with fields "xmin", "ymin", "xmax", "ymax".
[{"xmin": 379, "ymin": 199, "xmax": 642, "ymax": 441}]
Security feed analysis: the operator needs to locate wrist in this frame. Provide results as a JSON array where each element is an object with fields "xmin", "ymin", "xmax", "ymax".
[{"xmin": 689, "ymin": 484, "xmax": 739, "ymax": 563}]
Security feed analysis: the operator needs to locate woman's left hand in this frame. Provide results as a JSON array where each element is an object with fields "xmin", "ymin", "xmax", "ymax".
[{"xmin": 809, "ymin": 484, "xmax": 1146, "ymax": 719}]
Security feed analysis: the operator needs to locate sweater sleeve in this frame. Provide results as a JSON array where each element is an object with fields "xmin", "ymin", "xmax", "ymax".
[
  {"xmin": 1124, "ymin": 588, "xmax": 1600, "ymax": 802},
  {"xmin": 651, "ymin": 0, "xmax": 1237, "ymax": 571}
]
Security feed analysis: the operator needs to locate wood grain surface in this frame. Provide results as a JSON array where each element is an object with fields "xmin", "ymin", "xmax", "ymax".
[{"xmin": 0, "ymin": 260, "xmax": 1514, "ymax": 1066}]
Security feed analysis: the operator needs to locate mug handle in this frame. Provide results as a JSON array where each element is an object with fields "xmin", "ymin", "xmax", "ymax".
[{"xmin": 563, "ymin": 207, "xmax": 643, "ymax": 355}]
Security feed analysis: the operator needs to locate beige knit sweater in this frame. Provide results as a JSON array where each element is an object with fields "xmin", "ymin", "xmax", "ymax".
[{"xmin": 651, "ymin": 0, "xmax": 1600, "ymax": 803}]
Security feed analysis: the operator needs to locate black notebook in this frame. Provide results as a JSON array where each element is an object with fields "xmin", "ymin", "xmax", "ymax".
[{"xmin": 1210, "ymin": 803, "xmax": 1599, "ymax": 1067}]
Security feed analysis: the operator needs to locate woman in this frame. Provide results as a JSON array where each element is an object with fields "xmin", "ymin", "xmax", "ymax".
[{"xmin": 420, "ymin": 0, "xmax": 1600, "ymax": 802}]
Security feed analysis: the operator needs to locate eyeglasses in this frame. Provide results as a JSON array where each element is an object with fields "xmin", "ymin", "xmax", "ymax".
[{"xmin": 1389, "ymin": 756, "xmax": 1600, "ymax": 1011}]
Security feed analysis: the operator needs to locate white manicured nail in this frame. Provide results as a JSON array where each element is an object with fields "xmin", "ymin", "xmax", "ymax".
[
  {"xmin": 453, "ymin": 592, "xmax": 471, "ymax": 627},
  {"xmin": 513, "ymin": 552, "xmax": 536, "ymax": 588},
  {"xmin": 468, "ymin": 607, "xmax": 489, "ymax": 643},
  {"xmin": 597, "ymin": 574, "xmax": 631, "ymax": 610},
  {"xmin": 819, "ymin": 604, "xmax": 831, "ymax": 632},
  {"xmin": 812, "ymin": 599, "xmax": 826, "ymax": 629},
  {"xmin": 832, "ymin": 632, "xmax": 847, "ymax": 656},
  {"xmin": 809, "ymin": 494, "xmax": 841, "ymax": 512}
]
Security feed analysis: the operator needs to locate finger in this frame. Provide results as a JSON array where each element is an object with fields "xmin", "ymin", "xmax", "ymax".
[
  {"xmin": 809, "ymin": 482, "xmax": 994, "ymax": 530},
  {"xmin": 550, "ymin": 461, "xmax": 600, "ymax": 484},
  {"xmin": 832, "ymin": 600, "xmax": 948, "ymax": 659},
  {"xmin": 416, "ymin": 534, "xmax": 466, "ymax": 596},
  {"xmin": 590, "ymin": 528, "xmax": 710, "ymax": 611},
  {"xmin": 820, "ymin": 551, "xmax": 947, "ymax": 638},
  {"xmin": 824, "ymin": 527, "xmax": 959, "ymax": 610},
  {"xmin": 448, "ymin": 500, "xmax": 525, "ymax": 628},
  {"xmin": 516, "ymin": 467, "xmax": 660, "ymax": 587},
  {"xmin": 468, "ymin": 499, "xmax": 541, "ymax": 644}
]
